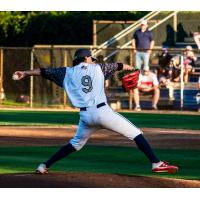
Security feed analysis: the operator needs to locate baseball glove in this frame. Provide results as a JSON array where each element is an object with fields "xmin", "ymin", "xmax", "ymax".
[{"xmin": 121, "ymin": 69, "xmax": 140, "ymax": 92}]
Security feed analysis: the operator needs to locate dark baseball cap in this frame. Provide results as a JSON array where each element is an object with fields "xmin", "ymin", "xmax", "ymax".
[{"xmin": 74, "ymin": 48, "xmax": 97, "ymax": 61}]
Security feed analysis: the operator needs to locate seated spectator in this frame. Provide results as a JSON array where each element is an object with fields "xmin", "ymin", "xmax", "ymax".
[
  {"xmin": 169, "ymin": 50, "xmax": 196, "ymax": 83},
  {"xmin": 183, "ymin": 45, "xmax": 197, "ymax": 83},
  {"xmin": 193, "ymin": 32, "xmax": 200, "ymax": 50},
  {"xmin": 159, "ymin": 77, "xmax": 175, "ymax": 101},
  {"xmin": 133, "ymin": 66, "xmax": 160, "ymax": 111},
  {"xmin": 169, "ymin": 55, "xmax": 182, "ymax": 82},
  {"xmin": 158, "ymin": 48, "xmax": 172, "ymax": 69},
  {"xmin": 158, "ymin": 48, "xmax": 173, "ymax": 90}
]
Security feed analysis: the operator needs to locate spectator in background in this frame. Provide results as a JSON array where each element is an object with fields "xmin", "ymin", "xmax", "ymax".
[
  {"xmin": 193, "ymin": 32, "xmax": 200, "ymax": 50},
  {"xmin": 169, "ymin": 47, "xmax": 197, "ymax": 83},
  {"xmin": 132, "ymin": 20, "xmax": 154, "ymax": 70},
  {"xmin": 133, "ymin": 66, "xmax": 160, "ymax": 111},
  {"xmin": 169, "ymin": 55, "xmax": 182, "ymax": 82},
  {"xmin": 157, "ymin": 47, "xmax": 197, "ymax": 101},
  {"xmin": 158, "ymin": 48, "xmax": 173, "ymax": 81},
  {"xmin": 158, "ymin": 48, "xmax": 172, "ymax": 69},
  {"xmin": 183, "ymin": 45, "xmax": 197, "ymax": 83},
  {"xmin": 158, "ymin": 49, "xmax": 175, "ymax": 100}
]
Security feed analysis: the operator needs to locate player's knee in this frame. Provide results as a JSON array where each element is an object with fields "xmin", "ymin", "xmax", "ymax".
[
  {"xmin": 69, "ymin": 143, "xmax": 84, "ymax": 151},
  {"xmin": 133, "ymin": 129, "xmax": 143, "ymax": 139},
  {"xmin": 69, "ymin": 138, "xmax": 87, "ymax": 151},
  {"xmin": 126, "ymin": 128, "xmax": 143, "ymax": 140}
]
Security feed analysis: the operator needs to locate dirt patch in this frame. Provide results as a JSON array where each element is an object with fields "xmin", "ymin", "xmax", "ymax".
[
  {"xmin": 0, "ymin": 126, "xmax": 200, "ymax": 188},
  {"xmin": 0, "ymin": 172, "xmax": 200, "ymax": 188},
  {"xmin": 0, "ymin": 126, "xmax": 199, "ymax": 149}
]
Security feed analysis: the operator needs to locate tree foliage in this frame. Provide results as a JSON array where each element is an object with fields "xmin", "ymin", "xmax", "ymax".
[{"xmin": 0, "ymin": 11, "xmax": 148, "ymax": 47}]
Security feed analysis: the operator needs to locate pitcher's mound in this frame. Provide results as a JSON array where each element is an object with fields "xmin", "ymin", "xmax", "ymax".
[{"xmin": 0, "ymin": 172, "xmax": 200, "ymax": 188}]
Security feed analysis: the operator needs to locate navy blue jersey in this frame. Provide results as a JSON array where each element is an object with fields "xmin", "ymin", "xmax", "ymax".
[{"xmin": 133, "ymin": 29, "xmax": 154, "ymax": 51}]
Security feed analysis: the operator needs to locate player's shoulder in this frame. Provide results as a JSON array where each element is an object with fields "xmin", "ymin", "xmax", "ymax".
[
  {"xmin": 88, "ymin": 63, "xmax": 101, "ymax": 68},
  {"xmin": 71, "ymin": 63, "xmax": 101, "ymax": 74}
]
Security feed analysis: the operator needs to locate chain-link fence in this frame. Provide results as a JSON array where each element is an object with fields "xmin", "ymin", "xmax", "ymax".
[{"xmin": 0, "ymin": 46, "xmax": 199, "ymax": 111}]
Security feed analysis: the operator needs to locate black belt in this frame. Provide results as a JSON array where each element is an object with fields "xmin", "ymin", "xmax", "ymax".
[
  {"xmin": 80, "ymin": 102, "xmax": 106, "ymax": 111},
  {"xmin": 137, "ymin": 50, "xmax": 148, "ymax": 52}
]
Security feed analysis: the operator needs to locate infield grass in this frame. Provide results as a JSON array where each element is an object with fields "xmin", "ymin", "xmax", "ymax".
[
  {"xmin": 0, "ymin": 110, "xmax": 200, "ymax": 129},
  {"xmin": 0, "ymin": 145, "xmax": 199, "ymax": 180}
]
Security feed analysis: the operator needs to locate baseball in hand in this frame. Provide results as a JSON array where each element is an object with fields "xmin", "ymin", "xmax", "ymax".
[{"xmin": 12, "ymin": 73, "xmax": 19, "ymax": 80}]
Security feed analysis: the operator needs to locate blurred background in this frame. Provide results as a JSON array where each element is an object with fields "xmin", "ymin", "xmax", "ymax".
[{"xmin": 0, "ymin": 11, "xmax": 199, "ymax": 111}]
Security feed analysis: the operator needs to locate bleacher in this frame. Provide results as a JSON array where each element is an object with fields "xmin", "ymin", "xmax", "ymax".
[
  {"xmin": 97, "ymin": 12, "xmax": 200, "ymax": 111},
  {"xmin": 106, "ymin": 55, "xmax": 200, "ymax": 111},
  {"xmin": 106, "ymin": 86, "xmax": 174, "ymax": 110},
  {"xmin": 107, "ymin": 83, "xmax": 199, "ymax": 111}
]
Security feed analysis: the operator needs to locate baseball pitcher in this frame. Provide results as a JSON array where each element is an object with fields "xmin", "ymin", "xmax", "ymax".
[{"xmin": 13, "ymin": 48, "xmax": 178, "ymax": 174}]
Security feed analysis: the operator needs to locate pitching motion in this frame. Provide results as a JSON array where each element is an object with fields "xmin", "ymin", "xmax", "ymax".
[{"xmin": 13, "ymin": 48, "xmax": 178, "ymax": 175}]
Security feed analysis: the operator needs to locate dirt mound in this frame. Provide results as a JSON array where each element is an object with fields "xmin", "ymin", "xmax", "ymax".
[{"xmin": 0, "ymin": 172, "xmax": 200, "ymax": 188}]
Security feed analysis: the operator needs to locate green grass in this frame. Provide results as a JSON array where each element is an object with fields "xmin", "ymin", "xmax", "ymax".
[
  {"xmin": 2, "ymin": 100, "xmax": 30, "ymax": 107},
  {"xmin": 0, "ymin": 110, "xmax": 79, "ymax": 126},
  {"xmin": 2, "ymin": 100, "xmax": 67, "ymax": 108},
  {"xmin": 0, "ymin": 110, "xmax": 200, "ymax": 129},
  {"xmin": 0, "ymin": 145, "xmax": 199, "ymax": 180}
]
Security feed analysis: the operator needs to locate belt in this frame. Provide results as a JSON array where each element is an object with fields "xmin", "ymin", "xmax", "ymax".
[
  {"xmin": 137, "ymin": 50, "xmax": 148, "ymax": 52},
  {"xmin": 80, "ymin": 102, "xmax": 106, "ymax": 111}
]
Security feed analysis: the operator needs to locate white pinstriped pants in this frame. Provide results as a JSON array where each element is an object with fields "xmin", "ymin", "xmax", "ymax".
[{"xmin": 70, "ymin": 103, "xmax": 143, "ymax": 150}]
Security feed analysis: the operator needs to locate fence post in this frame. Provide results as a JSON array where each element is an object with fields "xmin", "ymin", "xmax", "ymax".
[
  {"xmin": 173, "ymin": 12, "xmax": 177, "ymax": 43},
  {"xmin": 129, "ymin": 89, "xmax": 133, "ymax": 111},
  {"xmin": 63, "ymin": 49, "xmax": 68, "ymax": 109},
  {"xmin": 180, "ymin": 55, "xmax": 184, "ymax": 110},
  {"xmin": 93, "ymin": 20, "xmax": 97, "ymax": 47},
  {"xmin": 30, "ymin": 48, "xmax": 34, "ymax": 108},
  {"xmin": 0, "ymin": 48, "xmax": 3, "ymax": 106},
  {"xmin": 130, "ymin": 48, "xmax": 133, "ymax": 66}
]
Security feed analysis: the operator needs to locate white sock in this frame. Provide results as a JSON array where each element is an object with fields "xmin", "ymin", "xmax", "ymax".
[{"xmin": 152, "ymin": 161, "xmax": 163, "ymax": 169}]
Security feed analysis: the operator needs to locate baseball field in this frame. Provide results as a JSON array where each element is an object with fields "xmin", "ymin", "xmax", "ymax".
[{"xmin": 0, "ymin": 109, "xmax": 200, "ymax": 188}]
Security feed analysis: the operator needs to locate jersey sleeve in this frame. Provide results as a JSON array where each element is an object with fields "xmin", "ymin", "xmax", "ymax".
[
  {"xmin": 40, "ymin": 67, "xmax": 67, "ymax": 88},
  {"xmin": 99, "ymin": 63, "xmax": 122, "ymax": 80}
]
